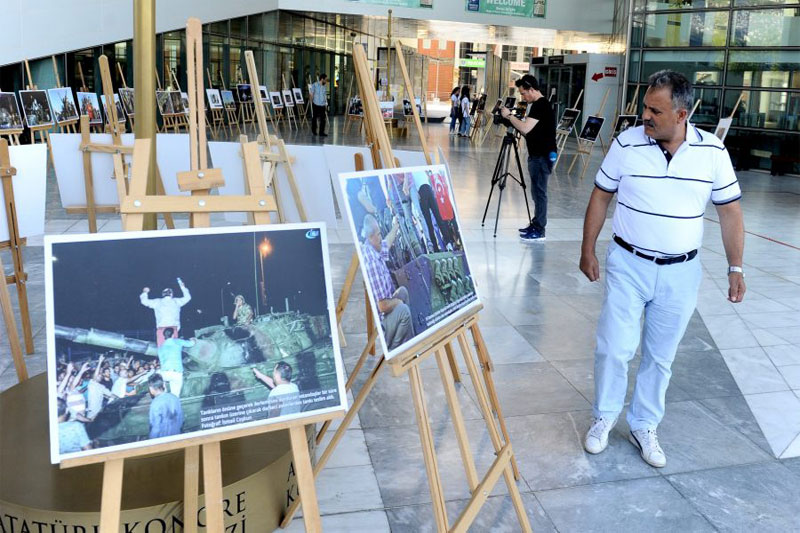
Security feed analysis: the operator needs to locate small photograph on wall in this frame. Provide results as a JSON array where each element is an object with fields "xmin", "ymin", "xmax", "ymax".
[
  {"xmin": 19, "ymin": 90, "xmax": 54, "ymax": 128},
  {"xmin": 282, "ymin": 90, "xmax": 295, "ymax": 107},
  {"xmin": 578, "ymin": 116, "xmax": 605, "ymax": 142},
  {"xmin": 612, "ymin": 114, "xmax": 637, "ymax": 137},
  {"xmin": 556, "ymin": 108, "xmax": 580, "ymax": 133},
  {"xmin": 270, "ymin": 92, "xmax": 284, "ymax": 109},
  {"xmin": 77, "ymin": 92, "xmax": 104, "ymax": 125},
  {"xmin": 221, "ymin": 90, "xmax": 236, "ymax": 109},
  {"xmin": 119, "ymin": 88, "xmax": 135, "ymax": 116},
  {"xmin": 206, "ymin": 89, "xmax": 223, "ymax": 110},
  {"xmin": 47, "ymin": 87, "xmax": 79, "ymax": 124},
  {"xmin": 292, "ymin": 88, "xmax": 304, "ymax": 105},
  {"xmin": 101, "ymin": 94, "xmax": 126, "ymax": 124},
  {"xmin": 0, "ymin": 92, "xmax": 24, "ymax": 131},
  {"xmin": 156, "ymin": 90, "xmax": 174, "ymax": 116},
  {"xmin": 237, "ymin": 84, "xmax": 253, "ymax": 103},
  {"xmin": 46, "ymin": 224, "xmax": 348, "ymax": 464}
]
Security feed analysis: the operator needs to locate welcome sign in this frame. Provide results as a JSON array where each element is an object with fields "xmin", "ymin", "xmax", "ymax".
[{"xmin": 466, "ymin": 0, "xmax": 545, "ymax": 18}]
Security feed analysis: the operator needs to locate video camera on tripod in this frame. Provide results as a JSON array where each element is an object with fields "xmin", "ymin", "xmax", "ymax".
[{"xmin": 491, "ymin": 96, "xmax": 524, "ymax": 127}]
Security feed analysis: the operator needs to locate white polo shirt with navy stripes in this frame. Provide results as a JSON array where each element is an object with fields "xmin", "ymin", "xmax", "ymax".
[{"xmin": 595, "ymin": 124, "xmax": 741, "ymax": 256}]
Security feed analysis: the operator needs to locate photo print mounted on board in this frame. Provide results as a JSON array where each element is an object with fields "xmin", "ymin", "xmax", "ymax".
[
  {"xmin": 46, "ymin": 224, "xmax": 347, "ymax": 463},
  {"xmin": 0, "ymin": 92, "xmax": 24, "ymax": 130},
  {"xmin": 19, "ymin": 90, "xmax": 54, "ymax": 127},
  {"xmin": 237, "ymin": 84, "xmax": 252, "ymax": 103},
  {"xmin": 221, "ymin": 90, "xmax": 236, "ymax": 109},
  {"xmin": 119, "ymin": 88, "xmax": 135, "ymax": 116},
  {"xmin": 292, "ymin": 88, "xmax": 304, "ymax": 105},
  {"xmin": 270, "ymin": 92, "xmax": 284, "ymax": 109},
  {"xmin": 206, "ymin": 89, "xmax": 223, "ymax": 109},
  {"xmin": 47, "ymin": 87, "xmax": 79, "ymax": 124},
  {"xmin": 556, "ymin": 108, "xmax": 580, "ymax": 133},
  {"xmin": 156, "ymin": 90, "xmax": 174, "ymax": 116},
  {"xmin": 77, "ymin": 92, "xmax": 104, "ymax": 125},
  {"xmin": 579, "ymin": 116, "xmax": 605, "ymax": 142}
]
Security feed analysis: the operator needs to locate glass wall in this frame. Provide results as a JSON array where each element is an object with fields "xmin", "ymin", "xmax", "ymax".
[{"xmin": 628, "ymin": 0, "xmax": 800, "ymax": 173}]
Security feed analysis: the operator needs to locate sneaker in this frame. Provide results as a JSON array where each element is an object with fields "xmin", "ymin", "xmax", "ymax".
[
  {"xmin": 629, "ymin": 429, "xmax": 667, "ymax": 468},
  {"xmin": 584, "ymin": 416, "xmax": 618, "ymax": 454},
  {"xmin": 519, "ymin": 229, "xmax": 546, "ymax": 242},
  {"xmin": 518, "ymin": 221, "xmax": 535, "ymax": 234},
  {"xmin": 319, "ymin": 133, "xmax": 328, "ymax": 137}
]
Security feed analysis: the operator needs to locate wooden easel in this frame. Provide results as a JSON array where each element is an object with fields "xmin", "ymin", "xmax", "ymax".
[
  {"xmin": 625, "ymin": 85, "xmax": 640, "ymax": 115},
  {"xmin": 234, "ymin": 67, "xmax": 256, "ymax": 133},
  {"xmin": 243, "ymin": 51, "xmax": 307, "ymax": 224},
  {"xmin": 205, "ymin": 69, "xmax": 224, "ymax": 139},
  {"xmin": 395, "ymin": 42, "xmax": 430, "ymax": 152},
  {"xmin": 291, "ymin": 74, "xmax": 309, "ymax": 126},
  {"xmin": 0, "ymin": 139, "xmax": 34, "ymax": 356},
  {"xmin": 0, "ymin": 243, "xmax": 26, "ymax": 381},
  {"xmin": 88, "ymin": 20, "xmax": 332, "ymax": 533},
  {"xmin": 567, "ymin": 87, "xmax": 610, "ymax": 179},
  {"xmin": 553, "ymin": 89, "xmax": 583, "ymax": 170},
  {"xmin": 342, "ymin": 73, "xmax": 362, "ymax": 135},
  {"xmin": 116, "ymin": 62, "xmax": 135, "ymax": 130},
  {"xmin": 281, "ymin": 75, "xmax": 298, "ymax": 130},
  {"xmin": 23, "ymin": 60, "xmax": 54, "ymax": 150},
  {"xmin": 169, "ymin": 69, "xmax": 190, "ymax": 133},
  {"xmin": 51, "ymin": 55, "xmax": 79, "ymax": 134},
  {"xmin": 282, "ymin": 42, "xmax": 529, "ymax": 533},
  {"xmin": 687, "ymin": 98, "xmax": 702, "ymax": 121}
]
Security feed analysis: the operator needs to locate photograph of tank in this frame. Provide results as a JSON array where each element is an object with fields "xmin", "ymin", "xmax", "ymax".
[
  {"xmin": 579, "ymin": 115, "xmax": 605, "ymax": 142},
  {"xmin": 45, "ymin": 224, "xmax": 346, "ymax": 463},
  {"xmin": 19, "ymin": 90, "xmax": 54, "ymax": 127},
  {"xmin": 119, "ymin": 88, "xmax": 135, "ymax": 116},
  {"xmin": 77, "ymin": 92, "xmax": 103, "ymax": 125},
  {"xmin": 556, "ymin": 108, "xmax": 580, "ymax": 133},
  {"xmin": 0, "ymin": 92, "xmax": 23, "ymax": 131},
  {"xmin": 47, "ymin": 87, "xmax": 79, "ymax": 123},
  {"xmin": 221, "ymin": 90, "xmax": 236, "ymax": 109},
  {"xmin": 340, "ymin": 165, "xmax": 479, "ymax": 360}
]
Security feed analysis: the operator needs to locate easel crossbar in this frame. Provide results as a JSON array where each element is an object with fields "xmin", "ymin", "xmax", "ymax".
[{"xmin": 120, "ymin": 195, "xmax": 278, "ymax": 213}]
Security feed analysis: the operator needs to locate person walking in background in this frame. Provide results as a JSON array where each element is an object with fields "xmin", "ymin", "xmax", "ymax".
[
  {"xmin": 310, "ymin": 73, "xmax": 329, "ymax": 137},
  {"xmin": 459, "ymin": 86, "xmax": 471, "ymax": 137},
  {"xmin": 449, "ymin": 86, "xmax": 460, "ymax": 135}
]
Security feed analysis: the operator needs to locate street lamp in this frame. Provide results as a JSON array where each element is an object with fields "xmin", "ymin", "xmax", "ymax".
[{"xmin": 258, "ymin": 238, "xmax": 272, "ymax": 307}]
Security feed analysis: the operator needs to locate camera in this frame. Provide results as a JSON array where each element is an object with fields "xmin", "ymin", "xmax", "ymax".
[{"xmin": 492, "ymin": 96, "xmax": 524, "ymax": 126}]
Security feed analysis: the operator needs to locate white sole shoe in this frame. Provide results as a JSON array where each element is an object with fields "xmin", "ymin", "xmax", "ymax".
[{"xmin": 628, "ymin": 431, "xmax": 667, "ymax": 468}]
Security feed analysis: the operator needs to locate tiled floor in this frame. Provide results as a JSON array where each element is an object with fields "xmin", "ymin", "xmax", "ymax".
[{"xmin": 2, "ymin": 116, "xmax": 800, "ymax": 531}]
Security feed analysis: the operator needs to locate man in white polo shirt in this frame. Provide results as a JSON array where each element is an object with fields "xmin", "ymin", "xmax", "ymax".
[{"xmin": 579, "ymin": 70, "xmax": 746, "ymax": 468}]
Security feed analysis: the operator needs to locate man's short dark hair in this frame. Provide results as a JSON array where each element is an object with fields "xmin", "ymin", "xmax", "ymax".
[
  {"xmin": 274, "ymin": 361, "xmax": 293, "ymax": 382},
  {"xmin": 516, "ymin": 75, "xmax": 539, "ymax": 91},
  {"xmin": 319, "ymin": 73, "xmax": 328, "ymax": 81},
  {"xmin": 148, "ymin": 373, "xmax": 165, "ymax": 391},
  {"xmin": 647, "ymin": 70, "xmax": 693, "ymax": 112},
  {"xmin": 162, "ymin": 327, "xmax": 174, "ymax": 340}
]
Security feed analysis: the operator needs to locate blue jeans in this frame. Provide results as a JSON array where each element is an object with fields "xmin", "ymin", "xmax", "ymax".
[
  {"xmin": 459, "ymin": 115, "xmax": 471, "ymax": 135},
  {"xmin": 593, "ymin": 241, "xmax": 702, "ymax": 431},
  {"xmin": 526, "ymin": 155, "xmax": 552, "ymax": 233},
  {"xmin": 449, "ymin": 109, "xmax": 458, "ymax": 132}
]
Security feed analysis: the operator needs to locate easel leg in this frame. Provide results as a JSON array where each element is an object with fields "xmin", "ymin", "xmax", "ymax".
[
  {"xmin": 444, "ymin": 342, "xmax": 461, "ymax": 384},
  {"xmin": 155, "ymin": 168, "xmax": 176, "ymax": 229},
  {"xmin": 99, "ymin": 459, "xmax": 124, "ymax": 533},
  {"xmin": 409, "ymin": 365, "xmax": 449, "ymax": 532},
  {"xmin": 457, "ymin": 331, "xmax": 531, "ymax": 532},
  {"xmin": 201, "ymin": 442, "xmax": 225, "ymax": 533},
  {"xmin": 184, "ymin": 446, "xmax": 200, "ymax": 533},
  {"xmin": 289, "ymin": 425, "xmax": 322, "ymax": 533},
  {"xmin": 435, "ymin": 348, "xmax": 479, "ymax": 491},
  {"xmin": 0, "ymin": 253, "xmax": 27, "ymax": 381},
  {"xmin": 365, "ymin": 286, "xmax": 376, "ymax": 355}
]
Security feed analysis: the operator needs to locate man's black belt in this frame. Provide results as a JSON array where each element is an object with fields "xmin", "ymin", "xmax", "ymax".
[{"xmin": 613, "ymin": 235, "xmax": 697, "ymax": 265}]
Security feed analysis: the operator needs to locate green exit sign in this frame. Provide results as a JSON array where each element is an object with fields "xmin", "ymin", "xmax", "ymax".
[{"xmin": 458, "ymin": 58, "xmax": 486, "ymax": 68}]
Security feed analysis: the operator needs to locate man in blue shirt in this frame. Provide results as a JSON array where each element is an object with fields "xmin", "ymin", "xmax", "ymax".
[
  {"xmin": 148, "ymin": 373, "xmax": 184, "ymax": 439},
  {"xmin": 157, "ymin": 327, "xmax": 195, "ymax": 398},
  {"xmin": 310, "ymin": 73, "xmax": 329, "ymax": 137}
]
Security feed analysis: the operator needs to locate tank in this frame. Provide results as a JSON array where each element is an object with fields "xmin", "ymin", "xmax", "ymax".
[{"xmin": 55, "ymin": 311, "xmax": 338, "ymax": 447}]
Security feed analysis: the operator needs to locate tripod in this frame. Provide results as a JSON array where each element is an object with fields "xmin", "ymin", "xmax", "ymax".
[{"xmin": 481, "ymin": 129, "xmax": 531, "ymax": 237}]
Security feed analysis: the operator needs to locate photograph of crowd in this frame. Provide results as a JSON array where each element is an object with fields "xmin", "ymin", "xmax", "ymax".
[
  {"xmin": 77, "ymin": 92, "xmax": 103, "ymax": 125},
  {"xmin": 156, "ymin": 90, "xmax": 174, "ymax": 116},
  {"xmin": 556, "ymin": 108, "xmax": 580, "ymax": 133},
  {"xmin": 119, "ymin": 88, "xmax": 135, "ymax": 116},
  {"xmin": 47, "ymin": 87, "xmax": 79, "ymax": 123},
  {"xmin": 0, "ymin": 92, "xmax": 23, "ymax": 131},
  {"xmin": 579, "ymin": 115, "xmax": 605, "ymax": 142},
  {"xmin": 19, "ymin": 90, "xmax": 54, "ymax": 127},
  {"xmin": 46, "ymin": 225, "xmax": 346, "ymax": 463},
  {"xmin": 221, "ymin": 90, "xmax": 236, "ymax": 109},
  {"xmin": 340, "ymin": 165, "xmax": 479, "ymax": 360},
  {"xmin": 348, "ymin": 96, "xmax": 363, "ymax": 116}
]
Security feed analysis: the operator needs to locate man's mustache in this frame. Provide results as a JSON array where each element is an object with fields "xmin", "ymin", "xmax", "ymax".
[{"xmin": 643, "ymin": 120, "xmax": 655, "ymax": 128}]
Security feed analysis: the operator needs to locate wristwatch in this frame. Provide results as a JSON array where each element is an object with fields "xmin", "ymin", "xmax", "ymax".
[{"xmin": 728, "ymin": 265, "xmax": 745, "ymax": 277}]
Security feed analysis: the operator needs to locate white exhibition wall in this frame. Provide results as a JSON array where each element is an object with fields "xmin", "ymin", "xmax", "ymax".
[{"xmin": 0, "ymin": 144, "xmax": 47, "ymax": 242}]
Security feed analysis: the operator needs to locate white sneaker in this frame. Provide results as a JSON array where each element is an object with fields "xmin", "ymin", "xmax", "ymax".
[
  {"xmin": 584, "ymin": 415, "xmax": 618, "ymax": 454},
  {"xmin": 629, "ymin": 429, "xmax": 667, "ymax": 468}
]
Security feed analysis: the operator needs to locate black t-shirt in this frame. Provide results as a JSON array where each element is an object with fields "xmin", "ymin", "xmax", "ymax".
[{"xmin": 523, "ymin": 97, "xmax": 557, "ymax": 157}]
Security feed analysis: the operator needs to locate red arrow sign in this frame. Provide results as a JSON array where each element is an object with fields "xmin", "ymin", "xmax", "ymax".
[{"xmin": 591, "ymin": 72, "xmax": 604, "ymax": 82}]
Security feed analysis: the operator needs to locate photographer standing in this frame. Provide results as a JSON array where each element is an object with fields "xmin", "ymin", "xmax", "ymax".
[{"xmin": 500, "ymin": 75, "xmax": 557, "ymax": 242}]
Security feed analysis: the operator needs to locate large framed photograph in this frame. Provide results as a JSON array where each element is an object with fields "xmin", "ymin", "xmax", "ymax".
[
  {"xmin": 237, "ymin": 84, "xmax": 252, "ymax": 103},
  {"xmin": 77, "ymin": 92, "xmax": 104, "ymax": 125},
  {"xmin": 339, "ymin": 164, "xmax": 479, "ymax": 360},
  {"xmin": 282, "ymin": 90, "xmax": 295, "ymax": 108},
  {"xmin": 292, "ymin": 88, "xmax": 304, "ymax": 105},
  {"xmin": 612, "ymin": 114, "xmax": 637, "ymax": 137},
  {"xmin": 270, "ymin": 92, "xmax": 284, "ymax": 110},
  {"xmin": 47, "ymin": 87, "xmax": 79, "ymax": 124},
  {"xmin": 156, "ymin": 90, "xmax": 174, "ymax": 116},
  {"xmin": 221, "ymin": 90, "xmax": 236, "ymax": 110},
  {"xmin": 19, "ymin": 90, "xmax": 54, "ymax": 127},
  {"xmin": 556, "ymin": 108, "xmax": 580, "ymax": 133},
  {"xmin": 101, "ymin": 94, "xmax": 126, "ymax": 124},
  {"xmin": 119, "ymin": 88, "xmax": 135, "ymax": 116},
  {"xmin": 206, "ymin": 89, "xmax": 223, "ymax": 110},
  {"xmin": 46, "ymin": 224, "xmax": 347, "ymax": 464},
  {"xmin": 579, "ymin": 115, "xmax": 605, "ymax": 142},
  {"xmin": 0, "ymin": 92, "xmax": 24, "ymax": 131}
]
